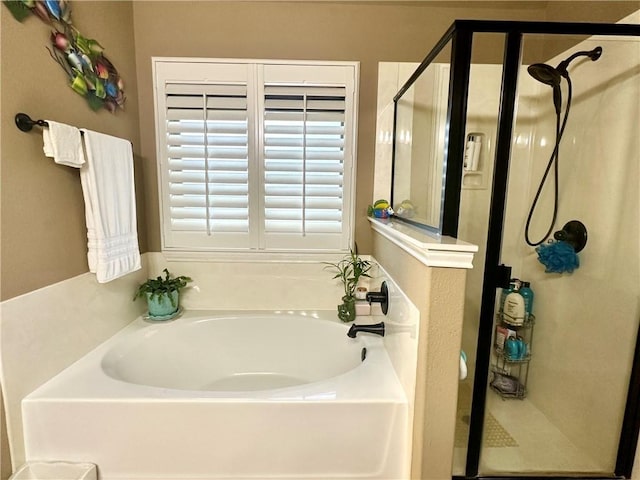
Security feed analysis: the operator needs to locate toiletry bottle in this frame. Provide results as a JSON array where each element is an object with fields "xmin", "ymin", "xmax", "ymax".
[
  {"xmin": 499, "ymin": 278, "xmax": 518, "ymax": 315},
  {"xmin": 464, "ymin": 133, "xmax": 483, "ymax": 171},
  {"xmin": 495, "ymin": 325, "xmax": 508, "ymax": 351},
  {"xmin": 470, "ymin": 134, "xmax": 482, "ymax": 171},
  {"xmin": 503, "ymin": 281, "xmax": 525, "ymax": 327},
  {"xmin": 464, "ymin": 135, "xmax": 475, "ymax": 171},
  {"xmin": 520, "ymin": 281, "xmax": 534, "ymax": 323}
]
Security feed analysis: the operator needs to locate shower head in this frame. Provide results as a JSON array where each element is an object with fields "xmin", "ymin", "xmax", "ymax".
[
  {"xmin": 527, "ymin": 63, "xmax": 562, "ymax": 87},
  {"xmin": 527, "ymin": 46, "xmax": 603, "ymax": 114},
  {"xmin": 527, "ymin": 63, "xmax": 563, "ymax": 113}
]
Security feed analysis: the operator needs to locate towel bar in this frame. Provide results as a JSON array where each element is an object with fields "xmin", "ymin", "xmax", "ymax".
[
  {"xmin": 15, "ymin": 113, "xmax": 135, "ymax": 148},
  {"xmin": 15, "ymin": 113, "xmax": 87, "ymax": 137}
]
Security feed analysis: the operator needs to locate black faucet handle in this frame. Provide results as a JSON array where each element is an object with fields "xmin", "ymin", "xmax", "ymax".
[
  {"xmin": 364, "ymin": 281, "xmax": 389, "ymax": 315},
  {"xmin": 365, "ymin": 291, "xmax": 386, "ymax": 302}
]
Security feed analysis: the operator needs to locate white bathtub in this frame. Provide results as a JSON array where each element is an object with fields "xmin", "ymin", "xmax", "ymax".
[{"xmin": 23, "ymin": 310, "xmax": 409, "ymax": 479}]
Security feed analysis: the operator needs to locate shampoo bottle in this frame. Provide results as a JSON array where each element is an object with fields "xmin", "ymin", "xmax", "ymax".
[
  {"xmin": 503, "ymin": 282, "xmax": 525, "ymax": 327},
  {"xmin": 520, "ymin": 281, "xmax": 534, "ymax": 323}
]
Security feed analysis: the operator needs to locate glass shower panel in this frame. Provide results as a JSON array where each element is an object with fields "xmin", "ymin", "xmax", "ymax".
[
  {"xmin": 453, "ymin": 32, "xmax": 506, "ymax": 477},
  {"xmin": 479, "ymin": 31, "xmax": 640, "ymax": 475},
  {"xmin": 392, "ymin": 44, "xmax": 452, "ymax": 232}
]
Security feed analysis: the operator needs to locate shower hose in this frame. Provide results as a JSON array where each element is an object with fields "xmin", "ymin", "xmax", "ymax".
[{"xmin": 524, "ymin": 76, "xmax": 573, "ymax": 247}]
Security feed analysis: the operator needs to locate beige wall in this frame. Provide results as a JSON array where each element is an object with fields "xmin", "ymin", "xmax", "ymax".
[
  {"xmin": 372, "ymin": 232, "xmax": 468, "ymax": 480},
  {"xmin": 0, "ymin": 1, "xmax": 143, "ymax": 301}
]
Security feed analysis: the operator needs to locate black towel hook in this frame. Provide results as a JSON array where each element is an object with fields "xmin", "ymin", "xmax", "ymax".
[{"xmin": 15, "ymin": 113, "xmax": 49, "ymax": 132}]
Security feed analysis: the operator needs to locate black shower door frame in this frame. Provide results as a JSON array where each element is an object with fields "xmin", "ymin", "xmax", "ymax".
[{"xmin": 393, "ymin": 19, "xmax": 640, "ymax": 480}]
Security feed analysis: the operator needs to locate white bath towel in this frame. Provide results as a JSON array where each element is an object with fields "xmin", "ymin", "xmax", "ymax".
[
  {"xmin": 42, "ymin": 120, "xmax": 85, "ymax": 168},
  {"xmin": 79, "ymin": 129, "xmax": 141, "ymax": 283}
]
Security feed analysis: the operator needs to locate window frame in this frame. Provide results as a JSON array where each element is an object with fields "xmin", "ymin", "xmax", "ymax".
[{"xmin": 152, "ymin": 57, "xmax": 360, "ymax": 261}]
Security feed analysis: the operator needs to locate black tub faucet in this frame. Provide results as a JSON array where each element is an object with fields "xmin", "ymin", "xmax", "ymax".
[
  {"xmin": 347, "ymin": 322, "xmax": 385, "ymax": 338},
  {"xmin": 365, "ymin": 281, "xmax": 389, "ymax": 315}
]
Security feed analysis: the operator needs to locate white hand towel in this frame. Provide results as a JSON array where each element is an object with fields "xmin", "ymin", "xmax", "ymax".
[
  {"xmin": 42, "ymin": 120, "xmax": 85, "ymax": 168},
  {"xmin": 79, "ymin": 129, "xmax": 141, "ymax": 283}
]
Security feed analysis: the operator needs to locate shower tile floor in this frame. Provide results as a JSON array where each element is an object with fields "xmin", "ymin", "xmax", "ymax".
[{"xmin": 453, "ymin": 384, "xmax": 604, "ymax": 475}]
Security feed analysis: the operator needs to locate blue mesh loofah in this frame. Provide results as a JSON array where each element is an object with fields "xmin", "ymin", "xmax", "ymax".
[{"xmin": 535, "ymin": 240, "xmax": 580, "ymax": 273}]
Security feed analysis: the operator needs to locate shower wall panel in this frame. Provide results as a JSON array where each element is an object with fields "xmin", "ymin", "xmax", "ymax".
[{"xmin": 509, "ymin": 33, "xmax": 640, "ymax": 468}]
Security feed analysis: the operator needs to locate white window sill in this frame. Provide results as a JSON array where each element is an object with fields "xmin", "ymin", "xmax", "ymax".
[
  {"xmin": 161, "ymin": 249, "xmax": 349, "ymax": 264},
  {"xmin": 368, "ymin": 217, "xmax": 478, "ymax": 269}
]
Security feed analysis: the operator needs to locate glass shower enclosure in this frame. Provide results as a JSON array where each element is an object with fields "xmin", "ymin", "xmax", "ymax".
[{"xmin": 390, "ymin": 17, "xmax": 640, "ymax": 478}]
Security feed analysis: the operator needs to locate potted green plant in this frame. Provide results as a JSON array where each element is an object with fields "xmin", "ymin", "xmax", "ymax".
[
  {"xmin": 133, "ymin": 268, "xmax": 192, "ymax": 319},
  {"xmin": 324, "ymin": 250, "xmax": 371, "ymax": 322}
]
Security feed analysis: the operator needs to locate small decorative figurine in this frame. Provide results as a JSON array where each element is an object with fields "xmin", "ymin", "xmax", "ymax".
[{"xmin": 367, "ymin": 199, "xmax": 393, "ymax": 219}]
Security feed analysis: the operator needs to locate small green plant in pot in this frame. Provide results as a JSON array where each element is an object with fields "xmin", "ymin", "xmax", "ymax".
[
  {"xmin": 324, "ymin": 250, "xmax": 371, "ymax": 323},
  {"xmin": 133, "ymin": 269, "xmax": 192, "ymax": 319}
]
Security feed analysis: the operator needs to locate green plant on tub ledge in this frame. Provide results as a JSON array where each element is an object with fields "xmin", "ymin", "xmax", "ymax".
[
  {"xmin": 324, "ymin": 250, "xmax": 371, "ymax": 323},
  {"xmin": 133, "ymin": 269, "xmax": 192, "ymax": 320}
]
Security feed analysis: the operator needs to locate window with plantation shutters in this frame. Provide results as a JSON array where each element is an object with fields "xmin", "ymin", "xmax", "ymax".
[{"xmin": 153, "ymin": 59, "xmax": 358, "ymax": 255}]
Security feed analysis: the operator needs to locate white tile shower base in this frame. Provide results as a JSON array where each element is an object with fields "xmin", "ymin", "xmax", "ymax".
[{"xmin": 452, "ymin": 395, "xmax": 604, "ymax": 475}]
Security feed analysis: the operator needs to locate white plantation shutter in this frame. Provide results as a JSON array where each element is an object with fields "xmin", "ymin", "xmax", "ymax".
[
  {"xmin": 154, "ymin": 59, "xmax": 357, "ymax": 254},
  {"xmin": 262, "ymin": 85, "xmax": 348, "ymax": 250},
  {"xmin": 165, "ymin": 84, "xmax": 250, "ymax": 248}
]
